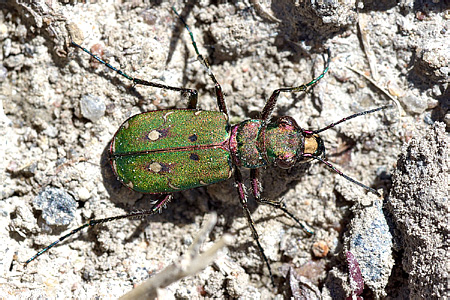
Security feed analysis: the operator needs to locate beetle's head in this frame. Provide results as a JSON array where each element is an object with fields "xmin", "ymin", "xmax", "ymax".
[
  {"xmin": 264, "ymin": 116, "xmax": 328, "ymax": 169},
  {"xmin": 265, "ymin": 116, "xmax": 303, "ymax": 169},
  {"xmin": 264, "ymin": 105, "xmax": 391, "ymax": 196}
]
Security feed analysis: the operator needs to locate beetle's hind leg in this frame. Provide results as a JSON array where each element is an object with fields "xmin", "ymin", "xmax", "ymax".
[
  {"xmin": 71, "ymin": 42, "xmax": 199, "ymax": 108},
  {"xmin": 24, "ymin": 194, "xmax": 172, "ymax": 266},
  {"xmin": 250, "ymin": 169, "xmax": 313, "ymax": 235}
]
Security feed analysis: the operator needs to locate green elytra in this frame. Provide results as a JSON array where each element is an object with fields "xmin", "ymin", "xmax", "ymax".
[
  {"xmin": 25, "ymin": 7, "xmax": 390, "ymax": 287},
  {"xmin": 112, "ymin": 109, "xmax": 232, "ymax": 193}
]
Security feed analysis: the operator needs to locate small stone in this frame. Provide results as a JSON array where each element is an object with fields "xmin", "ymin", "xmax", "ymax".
[
  {"xmin": 76, "ymin": 187, "xmax": 91, "ymax": 201},
  {"xmin": 402, "ymin": 94, "xmax": 427, "ymax": 114},
  {"xmin": 388, "ymin": 81, "xmax": 405, "ymax": 97},
  {"xmin": 312, "ymin": 240, "xmax": 329, "ymax": 258},
  {"xmin": 67, "ymin": 22, "xmax": 84, "ymax": 45},
  {"xmin": 0, "ymin": 23, "xmax": 8, "ymax": 40},
  {"xmin": 0, "ymin": 65, "xmax": 7, "ymax": 82},
  {"xmin": 43, "ymin": 125, "xmax": 58, "ymax": 138},
  {"xmin": 445, "ymin": 9, "xmax": 450, "ymax": 19},
  {"xmin": 80, "ymin": 94, "xmax": 106, "ymax": 122},
  {"xmin": 33, "ymin": 187, "xmax": 77, "ymax": 226},
  {"xmin": 347, "ymin": 196, "xmax": 394, "ymax": 297},
  {"xmin": 4, "ymin": 54, "xmax": 25, "ymax": 69},
  {"xmin": 3, "ymin": 38, "xmax": 11, "ymax": 57}
]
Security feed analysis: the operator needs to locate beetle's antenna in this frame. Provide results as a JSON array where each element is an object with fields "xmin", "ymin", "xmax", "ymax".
[
  {"xmin": 302, "ymin": 153, "xmax": 381, "ymax": 197},
  {"xmin": 309, "ymin": 105, "xmax": 392, "ymax": 135},
  {"xmin": 300, "ymin": 105, "xmax": 392, "ymax": 196}
]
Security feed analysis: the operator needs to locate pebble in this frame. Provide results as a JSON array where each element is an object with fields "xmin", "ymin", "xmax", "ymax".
[
  {"xmin": 80, "ymin": 94, "xmax": 106, "ymax": 122},
  {"xmin": 33, "ymin": 187, "xmax": 77, "ymax": 226}
]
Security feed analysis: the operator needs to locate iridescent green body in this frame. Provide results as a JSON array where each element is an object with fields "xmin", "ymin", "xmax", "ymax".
[
  {"xmin": 111, "ymin": 109, "xmax": 233, "ymax": 193},
  {"xmin": 111, "ymin": 109, "xmax": 321, "ymax": 194}
]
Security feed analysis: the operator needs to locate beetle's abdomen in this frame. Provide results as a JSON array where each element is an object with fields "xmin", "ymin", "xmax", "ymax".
[
  {"xmin": 111, "ymin": 109, "xmax": 232, "ymax": 193},
  {"xmin": 233, "ymin": 119, "xmax": 266, "ymax": 168}
]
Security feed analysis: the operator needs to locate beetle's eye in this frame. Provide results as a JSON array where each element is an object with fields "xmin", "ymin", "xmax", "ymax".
[
  {"xmin": 275, "ymin": 156, "xmax": 296, "ymax": 169},
  {"xmin": 314, "ymin": 136, "xmax": 326, "ymax": 158},
  {"xmin": 277, "ymin": 116, "xmax": 297, "ymax": 128}
]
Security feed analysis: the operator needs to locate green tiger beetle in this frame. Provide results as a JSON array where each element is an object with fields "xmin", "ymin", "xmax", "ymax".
[{"xmin": 25, "ymin": 7, "xmax": 390, "ymax": 286}]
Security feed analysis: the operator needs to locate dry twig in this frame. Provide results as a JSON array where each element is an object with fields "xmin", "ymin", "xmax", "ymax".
[{"xmin": 120, "ymin": 212, "xmax": 233, "ymax": 300}]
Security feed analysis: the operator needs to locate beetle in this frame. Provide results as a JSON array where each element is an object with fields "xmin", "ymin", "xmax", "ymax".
[{"xmin": 25, "ymin": 7, "xmax": 390, "ymax": 285}]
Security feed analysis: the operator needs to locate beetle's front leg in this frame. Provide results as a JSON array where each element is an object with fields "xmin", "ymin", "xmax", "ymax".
[
  {"xmin": 250, "ymin": 169, "xmax": 286, "ymax": 207},
  {"xmin": 260, "ymin": 50, "xmax": 330, "ymax": 122}
]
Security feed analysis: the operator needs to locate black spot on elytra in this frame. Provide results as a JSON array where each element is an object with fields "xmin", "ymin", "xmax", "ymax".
[
  {"xmin": 158, "ymin": 128, "xmax": 169, "ymax": 138},
  {"xmin": 189, "ymin": 153, "xmax": 200, "ymax": 161},
  {"xmin": 157, "ymin": 163, "xmax": 171, "ymax": 173},
  {"xmin": 188, "ymin": 134, "xmax": 197, "ymax": 142}
]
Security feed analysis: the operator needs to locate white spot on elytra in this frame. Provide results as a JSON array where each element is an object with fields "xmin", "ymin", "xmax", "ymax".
[
  {"xmin": 148, "ymin": 130, "xmax": 160, "ymax": 141},
  {"xmin": 163, "ymin": 111, "xmax": 175, "ymax": 122},
  {"xmin": 168, "ymin": 182, "xmax": 180, "ymax": 190},
  {"xmin": 149, "ymin": 162, "xmax": 162, "ymax": 173},
  {"xmin": 126, "ymin": 181, "xmax": 134, "ymax": 189}
]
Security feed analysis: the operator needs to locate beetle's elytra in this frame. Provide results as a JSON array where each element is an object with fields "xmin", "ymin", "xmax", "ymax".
[
  {"xmin": 111, "ymin": 109, "xmax": 232, "ymax": 193},
  {"xmin": 26, "ymin": 6, "xmax": 390, "ymax": 286}
]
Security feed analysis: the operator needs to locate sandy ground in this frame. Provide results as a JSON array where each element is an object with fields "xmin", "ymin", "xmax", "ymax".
[{"xmin": 1, "ymin": 1, "xmax": 448, "ymax": 299}]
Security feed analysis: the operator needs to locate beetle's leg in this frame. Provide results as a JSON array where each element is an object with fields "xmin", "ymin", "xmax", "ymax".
[
  {"xmin": 172, "ymin": 7, "xmax": 228, "ymax": 115},
  {"xmin": 250, "ymin": 169, "xmax": 313, "ymax": 235},
  {"xmin": 71, "ymin": 42, "xmax": 199, "ymax": 107},
  {"xmin": 234, "ymin": 168, "xmax": 275, "ymax": 286},
  {"xmin": 250, "ymin": 169, "xmax": 263, "ymax": 199},
  {"xmin": 260, "ymin": 49, "xmax": 331, "ymax": 122},
  {"xmin": 187, "ymin": 92, "xmax": 198, "ymax": 109},
  {"xmin": 24, "ymin": 194, "xmax": 172, "ymax": 266}
]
